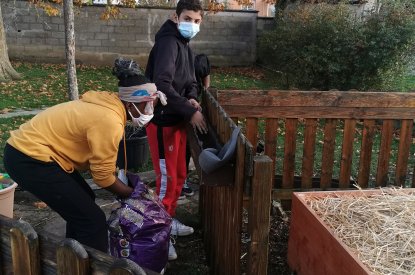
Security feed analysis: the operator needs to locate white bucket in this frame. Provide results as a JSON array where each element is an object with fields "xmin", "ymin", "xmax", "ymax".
[{"xmin": 0, "ymin": 182, "xmax": 18, "ymax": 218}]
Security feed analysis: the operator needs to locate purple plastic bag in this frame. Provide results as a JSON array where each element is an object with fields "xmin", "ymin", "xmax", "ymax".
[{"xmin": 108, "ymin": 172, "xmax": 171, "ymax": 273}]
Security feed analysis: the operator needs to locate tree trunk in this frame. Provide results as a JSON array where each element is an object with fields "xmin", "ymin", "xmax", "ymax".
[
  {"xmin": 63, "ymin": 0, "xmax": 78, "ymax": 100},
  {"xmin": 0, "ymin": 4, "xmax": 21, "ymax": 82}
]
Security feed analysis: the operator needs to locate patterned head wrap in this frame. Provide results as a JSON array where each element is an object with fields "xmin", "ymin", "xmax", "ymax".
[{"xmin": 113, "ymin": 57, "xmax": 167, "ymax": 106}]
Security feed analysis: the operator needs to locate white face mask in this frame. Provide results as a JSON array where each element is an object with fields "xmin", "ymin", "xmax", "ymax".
[
  {"xmin": 128, "ymin": 103, "xmax": 154, "ymax": 127},
  {"xmin": 178, "ymin": 21, "xmax": 200, "ymax": 40}
]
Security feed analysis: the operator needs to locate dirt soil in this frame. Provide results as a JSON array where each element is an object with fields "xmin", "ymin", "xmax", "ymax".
[
  {"xmin": 165, "ymin": 173, "xmax": 292, "ymax": 275},
  {"xmin": 12, "ymin": 171, "xmax": 292, "ymax": 275}
]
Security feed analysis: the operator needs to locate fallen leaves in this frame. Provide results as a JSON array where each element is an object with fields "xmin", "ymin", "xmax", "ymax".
[
  {"xmin": 212, "ymin": 66, "xmax": 267, "ymax": 80},
  {"xmin": 33, "ymin": 201, "xmax": 48, "ymax": 209}
]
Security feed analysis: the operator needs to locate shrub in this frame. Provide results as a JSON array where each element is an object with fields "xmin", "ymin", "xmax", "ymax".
[{"xmin": 257, "ymin": 1, "xmax": 415, "ymax": 91}]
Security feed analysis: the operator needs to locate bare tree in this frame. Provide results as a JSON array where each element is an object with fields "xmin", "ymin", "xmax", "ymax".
[
  {"xmin": 0, "ymin": 4, "xmax": 20, "ymax": 82},
  {"xmin": 63, "ymin": 0, "xmax": 78, "ymax": 100}
]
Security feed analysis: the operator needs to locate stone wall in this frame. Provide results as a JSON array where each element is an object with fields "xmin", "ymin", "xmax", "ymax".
[
  {"xmin": 257, "ymin": 16, "xmax": 275, "ymax": 36},
  {"xmin": 2, "ymin": 1, "xmax": 258, "ymax": 67}
]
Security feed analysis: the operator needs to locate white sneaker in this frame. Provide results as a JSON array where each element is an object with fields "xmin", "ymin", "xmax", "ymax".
[
  {"xmin": 171, "ymin": 218, "xmax": 194, "ymax": 236},
  {"xmin": 168, "ymin": 240, "xmax": 177, "ymax": 261}
]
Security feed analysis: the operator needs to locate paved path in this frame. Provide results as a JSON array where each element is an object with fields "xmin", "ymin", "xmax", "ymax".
[{"xmin": 0, "ymin": 108, "xmax": 45, "ymax": 119}]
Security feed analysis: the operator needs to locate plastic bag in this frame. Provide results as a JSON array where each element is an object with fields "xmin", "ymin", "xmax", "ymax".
[{"xmin": 108, "ymin": 172, "xmax": 171, "ymax": 273}]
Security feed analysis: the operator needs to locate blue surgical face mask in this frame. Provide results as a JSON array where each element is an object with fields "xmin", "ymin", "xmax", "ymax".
[{"xmin": 178, "ymin": 21, "xmax": 200, "ymax": 40}]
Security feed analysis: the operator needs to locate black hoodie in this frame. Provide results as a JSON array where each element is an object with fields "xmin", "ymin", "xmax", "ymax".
[{"xmin": 145, "ymin": 19, "xmax": 199, "ymax": 126}]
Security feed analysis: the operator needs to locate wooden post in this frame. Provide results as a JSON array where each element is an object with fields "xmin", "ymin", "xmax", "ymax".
[
  {"xmin": 109, "ymin": 258, "xmax": 147, "ymax": 275},
  {"xmin": 248, "ymin": 155, "xmax": 273, "ymax": 275},
  {"xmin": 57, "ymin": 239, "xmax": 89, "ymax": 275},
  {"xmin": 10, "ymin": 219, "xmax": 40, "ymax": 275}
]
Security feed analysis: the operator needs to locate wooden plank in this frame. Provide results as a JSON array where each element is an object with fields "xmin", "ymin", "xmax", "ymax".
[
  {"xmin": 282, "ymin": 119, "xmax": 298, "ymax": 188},
  {"xmin": 217, "ymin": 90, "xmax": 415, "ymax": 108},
  {"xmin": 244, "ymin": 135, "xmax": 254, "ymax": 178},
  {"xmin": 264, "ymin": 118, "xmax": 279, "ymax": 182},
  {"xmin": 376, "ymin": 120, "xmax": 394, "ymax": 187},
  {"xmin": 223, "ymin": 121, "xmax": 233, "ymax": 275},
  {"xmin": 108, "ymin": 258, "xmax": 146, "ymax": 275},
  {"xmin": 221, "ymin": 106, "xmax": 415, "ymax": 120},
  {"xmin": 203, "ymin": 186, "xmax": 212, "ymax": 263},
  {"xmin": 217, "ymin": 114, "xmax": 226, "ymax": 274},
  {"xmin": 244, "ymin": 136, "xmax": 255, "ymax": 195},
  {"xmin": 245, "ymin": 117, "xmax": 259, "ymax": 151},
  {"xmin": 288, "ymin": 192, "xmax": 375, "ymax": 275},
  {"xmin": 271, "ymin": 187, "xmax": 360, "ymax": 202},
  {"xmin": 217, "ymin": 109, "xmax": 226, "ymax": 143},
  {"xmin": 229, "ymin": 136, "xmax": 246, "ymax": 275},
  {"xmin": 212, "ymin": 101, "xmax": 220, "ymax": 131},
  {"xmin": 395, "ymin": 119, "xmax": 413, "ymax": 186},
  {"xmin": 247, "ymin": 156, "xmax": 273, "ymax": 275},
  {"xmin": 357, "ymin": 120, "xmax": 375, "ymax": 188},
  {"xmin": 57, "ymin": 239, "xmax": 89, "ymax": 275},
  {"xmin": 212, "ymin": 101, "xmax": 222, "ymax": 274},
  {"xmin": 208, "ymin": 88, "xmax": 218, "ymax": 100},
  {"xmin": 10, "ymin": 219, "xmax": 40, "ymax": 275},
  {"xmin": 320, "ymin": 119, "xmax": 337, "ymax": 188},
  {"xmin": 301, "ymin": 119, "xmax": 318, "ymax": 188},
  {"xmin": 339, "ymin": 119, "xmax": 357, "ymax": 188},
  {"xmin": 223, "ymin": 186, "xmax": 231, "ymax": 275}
]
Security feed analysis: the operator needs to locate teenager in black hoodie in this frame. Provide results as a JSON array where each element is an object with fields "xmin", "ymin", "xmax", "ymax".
[{"xmin": 145, "ymin": 0, "xmax": 207, "ymax": 261}]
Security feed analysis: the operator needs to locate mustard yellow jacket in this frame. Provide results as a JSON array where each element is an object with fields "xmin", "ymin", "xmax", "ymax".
[{"xmin": 7, "ymin": 91, "xmax": 126, "ymax": 187}]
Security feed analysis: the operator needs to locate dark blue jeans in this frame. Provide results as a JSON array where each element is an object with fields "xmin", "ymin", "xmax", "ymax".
[{"xmin": 3, "ymin": 143, "xmax": 108, "ymax": 252}]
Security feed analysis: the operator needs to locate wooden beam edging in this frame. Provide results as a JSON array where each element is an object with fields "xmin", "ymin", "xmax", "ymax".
[
  {"xmin": 247, "ymin": 155, "xmax": 273, "ymax": 275},
  {"xmin": 57, "ymin": 239, "xmax": 89, "ymax": 275},
  {"xmin": 216, "ymin": 90, "xmax": 415, "ymax": 108},
  {"xmin": 109, "ymin": 258, "xmax": 147, "ymax": 275},
  {"xmin": 1, "ymin": 214, "xmax": 155, "ymax": 275},
  {"xmin": 10, "ymin": 219, "xmax": 41, "ymax": 275}
]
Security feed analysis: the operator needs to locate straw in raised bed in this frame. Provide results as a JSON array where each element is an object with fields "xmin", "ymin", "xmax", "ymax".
[{"xmin": 304, "ymin": 187, "xmax": 415, "ymax": 275}]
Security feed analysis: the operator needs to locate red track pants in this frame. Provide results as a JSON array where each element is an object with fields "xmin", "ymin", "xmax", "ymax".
[{"xmin": 146, "ymin": 122, "xmax": 187, "ymax": 217}]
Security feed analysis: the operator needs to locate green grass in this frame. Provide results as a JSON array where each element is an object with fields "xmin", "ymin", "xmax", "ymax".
[
  {"xmin": 399, "ymin": 74, "xmax": 415, "ymax": 92},
  {"xmin": 211, "ymin": 70, "xmax": 281, "ymax": 90},
  {"xmin": 0, "ymin": 116, "xmax": 34, "ymax": 171},
  {"xmin": 0, "ymin": 62, "xmax": 118, "ymax": 110}
]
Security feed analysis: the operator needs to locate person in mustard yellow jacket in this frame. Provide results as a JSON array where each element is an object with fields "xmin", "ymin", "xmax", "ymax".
[{"xmin": 3, "ymin": 58, "xmax": 166, "ymax": 252}]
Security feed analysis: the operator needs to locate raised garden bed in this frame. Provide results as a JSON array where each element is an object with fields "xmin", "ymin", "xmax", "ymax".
[{"xmin": 288, "ymin": 188, "xmax": 415, "ymax": 275}]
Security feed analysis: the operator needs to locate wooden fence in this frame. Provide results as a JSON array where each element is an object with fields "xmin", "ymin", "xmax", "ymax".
[
  {"xmin": 192, "ymin": 89, "xmax": 415, "ymax": 275},
  {"xmin": 188, "ymin": 89, "xmax": 272, "ymax": 275},
  {"xmin": 0, "ymin": 214, "xmax": 157, "ymax": 275}
]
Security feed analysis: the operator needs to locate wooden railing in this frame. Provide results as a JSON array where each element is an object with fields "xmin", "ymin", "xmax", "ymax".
[
  {"xmin": 191, "ymin": 89, "xmax": 415, "ymax": 275},
  {"xmin": 0, "ymin": 214, "xmax": 158, "ymax": 275}
]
